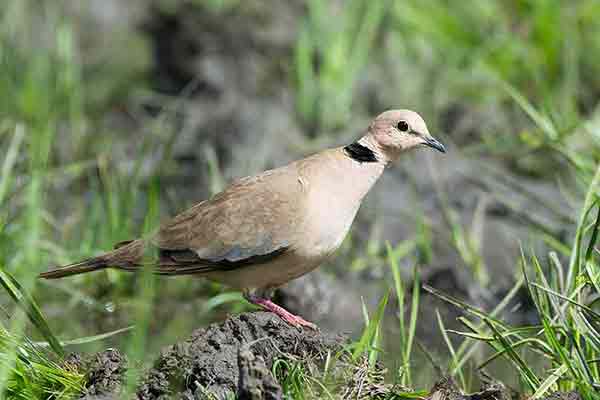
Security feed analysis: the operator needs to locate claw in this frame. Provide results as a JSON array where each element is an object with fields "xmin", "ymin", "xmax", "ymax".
[{"xmin": 245, "ymin": 294, "xmax": 318, "ymax": 330}]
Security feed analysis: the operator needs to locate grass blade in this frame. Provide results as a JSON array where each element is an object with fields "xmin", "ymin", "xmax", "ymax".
[
  {"xmin": 0, "ymin": 267, "xmax": 63, "ymax": 356},
  {"xmin": 0, "ymin": 124, "xmax": 24, "ymax": 205},
  {"xmin": 34, "ymin": 326, "xmax": 134, "ymax": 347},
  {"xmin": 482, "ymin": 318, "xmax": 541, "ymax": 390},
  {"xmin": 352, "ymin": 291, "xmax": 389, "ymax": 362},
  {"xmin": 423, "ymin": 284, "xmax": 510, "ymax": 328},
  {"xmin": 530, "ymin": 282, "xmax": 600, "ymax": 320},
  {"xmin": 531, "ymin": 363, "xmax": 568, "ymax": 399},
  {"xmin": 567, "ymin": 165, "xmax": 600, "ymax": 292},
  {"xmin": 404, "ymin": 265, "xmax": 420, "ymax": 385},
  {"xmin": 436, "ymin": 309, "xmax": 465, "ymax": 388}
]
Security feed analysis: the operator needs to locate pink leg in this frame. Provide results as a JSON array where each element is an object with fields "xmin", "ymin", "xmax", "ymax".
[{"xmin": 244, "ymin": 294, "xmax": 317, "ymax": 330}]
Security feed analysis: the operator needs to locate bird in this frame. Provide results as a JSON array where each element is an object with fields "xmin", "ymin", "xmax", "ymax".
[{"xmin": 39, "ymin": 109, "xmax": 445, "ymax": 329}]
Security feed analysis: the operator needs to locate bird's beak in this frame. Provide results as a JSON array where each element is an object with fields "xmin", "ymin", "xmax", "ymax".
[{"xmin": 423, "ymin": 136, "xmax": 446, "ymax": 153}]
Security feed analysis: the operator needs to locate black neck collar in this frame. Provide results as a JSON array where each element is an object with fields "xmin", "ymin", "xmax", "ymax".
[{"xmin": 343, "ymin": 142, "xmax": 378, "ymax": 163}]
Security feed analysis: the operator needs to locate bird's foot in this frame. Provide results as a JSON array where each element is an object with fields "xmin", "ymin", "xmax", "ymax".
[{"xmin": 245, "ymin": 295, "xmax": 317, "ymax": 330}]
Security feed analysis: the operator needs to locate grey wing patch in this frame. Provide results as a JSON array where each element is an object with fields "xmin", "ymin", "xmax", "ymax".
[
  {"xmin": 204, "ymin": 236, "xmax": 290, "ymax": 263},
  {"xmin": 156, "ymin": 239, "xmax": 290, "ymax": 275}
]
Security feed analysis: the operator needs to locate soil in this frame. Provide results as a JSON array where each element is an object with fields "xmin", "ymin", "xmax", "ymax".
[
  {"xmin": 76, "ymin": 311, "xmax": 344, "ymax": 399},
  {"xmin": 74, "ymin": 318, "xmax": 583, "ymax": 399},
  {"xmin": 67, "ymin": 349, "xmax": 127, "ymax": 400}
]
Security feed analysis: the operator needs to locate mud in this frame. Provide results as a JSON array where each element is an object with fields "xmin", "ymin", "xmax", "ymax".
[
  {"xmin": 69, "ymin": 349, "xmax": 127, "ymax": 399},
  {"xmin": 77, "ymin": 345, "xmax": 583, "ymax": 400},
  {"xmin": 134, "ymin": 311, "xmax": 344, "ymax": 399}
]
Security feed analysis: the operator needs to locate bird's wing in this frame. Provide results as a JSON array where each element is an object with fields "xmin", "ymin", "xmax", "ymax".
[{"xmin": 152, "ymin": 165, "xmax": 304, "ymax": 274}]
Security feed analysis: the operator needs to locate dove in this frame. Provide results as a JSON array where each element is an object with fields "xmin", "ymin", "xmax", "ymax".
[{"xmin": 40, "ymin": 109, "xmax": 445, "ymax": 329}]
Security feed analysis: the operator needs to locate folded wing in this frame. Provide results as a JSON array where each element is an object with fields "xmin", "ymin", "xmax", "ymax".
[{"xmin": 153, "ymin": 167, "xmax": 303, "ymax": 275}]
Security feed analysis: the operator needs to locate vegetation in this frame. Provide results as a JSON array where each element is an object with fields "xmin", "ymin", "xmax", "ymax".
[
  {"xmin": 429, "ymin": 170, "xmax": 600, "ymax": 399},
  {"xmin": 0, "ymin": 0, "xmax": 599, "ymax": 398}
]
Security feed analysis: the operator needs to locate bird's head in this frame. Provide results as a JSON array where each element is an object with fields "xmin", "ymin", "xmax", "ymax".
[{"xmin": 360, "ymin": 109, "xmax": 445, "ymax": 163}]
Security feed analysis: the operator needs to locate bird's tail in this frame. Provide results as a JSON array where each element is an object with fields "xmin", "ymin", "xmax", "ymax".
[
  {"xmin": 39, "ymin": 239, "xmax": 145, "ymax": 279},
  {"xmin": 38, "ymin": 257, "xmax": 107, "ymax": 279}
]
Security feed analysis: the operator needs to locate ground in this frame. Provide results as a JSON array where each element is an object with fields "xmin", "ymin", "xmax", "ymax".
[{"xmin": 75, "ymin": 311, "xmax": 583, "ymax": 400}]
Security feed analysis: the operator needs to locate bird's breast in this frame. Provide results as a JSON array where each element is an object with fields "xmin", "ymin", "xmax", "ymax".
[
  {"xmin": 299, "ymin": 191, "xmax": 361, "ymax": 259},
  {"xmin": 296, "ymin": 153, "xmax": 384, "ymax": 259}
]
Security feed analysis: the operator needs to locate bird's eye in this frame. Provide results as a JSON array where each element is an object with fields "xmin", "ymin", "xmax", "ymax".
[{"xmin": 397, "ymin": 120, "xmax": 410, "ymax": 132}]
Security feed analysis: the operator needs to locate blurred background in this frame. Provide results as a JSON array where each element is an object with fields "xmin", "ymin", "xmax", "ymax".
[{"xmin": 1, "ymin": 0, "xmax": 600, "ymax": 396}]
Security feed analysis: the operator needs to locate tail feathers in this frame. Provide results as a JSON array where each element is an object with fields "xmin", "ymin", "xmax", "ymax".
[
  {"xmin": 39, "ymin": 257, "xmax": 107, "ymax": 279},
  {"xmin": 40, "ymin": 239, "xmax": 146, "ymax": 279}
]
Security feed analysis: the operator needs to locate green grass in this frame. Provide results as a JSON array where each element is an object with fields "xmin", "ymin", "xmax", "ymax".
[
  {"xmin": 387, "ymin": 243, "xmax": 420, "ymax": 387},
  {"xmin": 294, "ymin": 0, "xmax": 388, "ymax": 133},
  {"xmin": 389, "ymin": 0, "xmax": 600, "ymax": 168},
  {"xmin": 0, "ymin": 325, "xmax": 83, "ymax": 400},
  {"xmin": 430, "ymin": 194, "xmax": 600, "ymax": 398},
  {"xmin": 0, "ymin": 3, "xmax": 84, "ymax": 397},
  {"xmin": 273, "ymin": 289, "xmax": 428, "ymax": 400},
  {"xmin": 427, "ymin": 90, "xmax": 600, "ymax": 397},
  {"xmin": 0, "ymin": 1, "xmax": 247, "ymax": 397}
]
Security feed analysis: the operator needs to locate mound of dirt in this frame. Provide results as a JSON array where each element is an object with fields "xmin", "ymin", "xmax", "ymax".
[
  {"xmin": 78, "ymin": 311, "xmax": 344, "ymax": 399},
  {"xmin": 70, "ymin": 349, "xmax": 127, "ymax": 400},
  {"xmin": 75, "ymin": 316, "xmax": 584, "ymax": 400}
]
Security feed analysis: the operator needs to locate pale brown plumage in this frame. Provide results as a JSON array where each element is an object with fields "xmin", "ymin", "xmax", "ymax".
[{"xmin": 40, "ymin": 109, "xmax": 445, "ymax": 328}]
